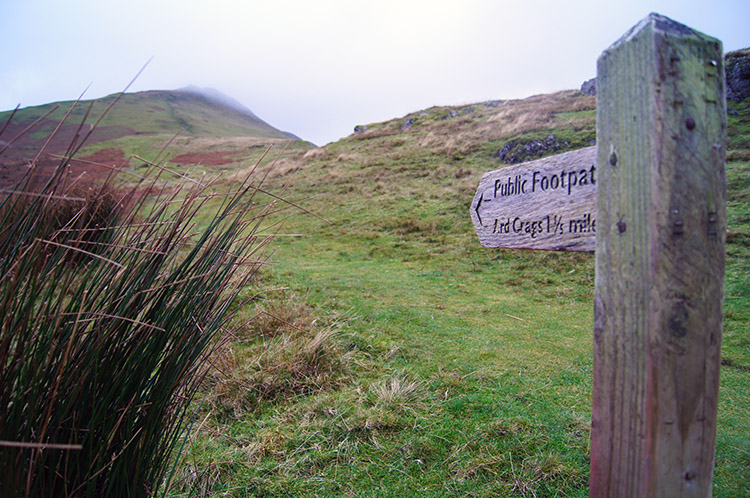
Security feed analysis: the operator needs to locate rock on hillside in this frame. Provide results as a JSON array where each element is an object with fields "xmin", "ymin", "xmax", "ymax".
[
  {"xmin": 580, "ymin": 78, "xmax": 596, "ymax": 96},
  {"xmin": 726, "ymin": 48, "xmax": 750, "ymax": 102}
]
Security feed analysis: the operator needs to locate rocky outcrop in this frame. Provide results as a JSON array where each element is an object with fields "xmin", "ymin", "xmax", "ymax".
[
  {"xmin": 580, "ymin": 78, "xmax": 596, "ymax": 96},
  {"xmin": 495, "ymin": 135, "xmax": 572, "ymax": 164},
  {"xmin": 401, "ymin": 118, "xmax": 416, "ymax": 130},
  {"xmin": 726, "ymin": 49, "xmax": 750, "ymax": 102}
]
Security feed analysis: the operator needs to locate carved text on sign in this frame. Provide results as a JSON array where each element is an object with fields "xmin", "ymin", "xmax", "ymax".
[{"xmin": 470, "ymin": 146, "xmax": 597, "ymax": 252}]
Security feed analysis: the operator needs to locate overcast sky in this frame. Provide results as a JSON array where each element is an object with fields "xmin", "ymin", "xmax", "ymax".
[{"xmin": 1, "ymin": 0, "xmax": 748, "ymax": 145}]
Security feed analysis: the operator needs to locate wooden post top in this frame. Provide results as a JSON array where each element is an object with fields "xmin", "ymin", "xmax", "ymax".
[{"xmin": 605, "ymin": 13, "xmax": 720, "ymax": 53}]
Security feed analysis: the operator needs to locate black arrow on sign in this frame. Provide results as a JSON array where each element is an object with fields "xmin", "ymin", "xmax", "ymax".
[{"xmin": 474, "ymin": 192, "xmax": 484, "ymax": 226}]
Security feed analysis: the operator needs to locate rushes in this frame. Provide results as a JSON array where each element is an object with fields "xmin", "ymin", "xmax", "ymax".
[{"xmin": 0, "ymin": 117, "xmax": 279, "ymax": 496}]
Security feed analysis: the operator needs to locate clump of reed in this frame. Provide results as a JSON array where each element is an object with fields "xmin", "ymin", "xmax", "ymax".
[{"xmin": 0, "ymin": 101, "xmax": 279, "ymax": 496}]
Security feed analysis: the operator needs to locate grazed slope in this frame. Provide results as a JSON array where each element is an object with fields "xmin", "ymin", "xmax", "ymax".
[
  {"xmin": 0, "ymin": 88, "xmax": 298, "ymax": 164},
  {"xmin": 178, "ymin": 89, "xmax": 748, "ymax": 497},
  {"xmin": 0, "ymin": 88, "xmax": 307, "ymax": 189},
  {"xmin": 1, "ymin": 76, "xmax": 746, "ymax": 496}
]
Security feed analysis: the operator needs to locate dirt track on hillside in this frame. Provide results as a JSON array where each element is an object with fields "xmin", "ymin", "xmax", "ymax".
[
  {"xmin": 0, "ymin": 148, "xmax": 127, "ymax": 191},
  {"xmin": 0, "ymin": 115, "xmax": 137, "ymax": 190},
  {"xmin": 170, "ymin": 151, "xmax": 239, "ymax": 166}
]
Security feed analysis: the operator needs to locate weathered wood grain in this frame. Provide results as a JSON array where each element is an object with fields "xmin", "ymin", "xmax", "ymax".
[
  {"xmin": 470, "ymin": 146, "xmax": 597, "ymax": 251},
  {"xmin": 591, "ymin": 13, "xmax": 726, "ymax": 498}
]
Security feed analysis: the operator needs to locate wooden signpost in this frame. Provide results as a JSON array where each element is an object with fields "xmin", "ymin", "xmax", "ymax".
[{"xmin": 471, "ymin": 13, "xmax": 726, "ymax": 498}]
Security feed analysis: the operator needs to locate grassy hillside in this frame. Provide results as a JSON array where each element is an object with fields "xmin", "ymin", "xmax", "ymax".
[
  {"xmin": 0, "ymin": 88, "xmax": 296, "ymax": 139},
  {"xmin": 0, "ymin": 88, "xmax": 301, "ymax": 167},
  {"xmin": 1, "ymin": 79, "xmax": 746, "ymax": 495},
  {"xmin": 159, "ymin": 90, "xmax": 749, "ymax": 497},
  {"xmin": 0, "ymin": 88, "xmax": 310, "ymax": 189}
]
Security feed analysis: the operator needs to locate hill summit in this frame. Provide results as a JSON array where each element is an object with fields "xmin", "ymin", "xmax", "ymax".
[
  {"xmin": 0, "ymin": 87, "xmax": 305, "ymax": 188},
  {"xmin": 0, "ymin": 87, "xmax": 298, "ymax": 162},
  {"xmin": 179, "ymin": 86, "xmax": 261, "ymax": 118}
]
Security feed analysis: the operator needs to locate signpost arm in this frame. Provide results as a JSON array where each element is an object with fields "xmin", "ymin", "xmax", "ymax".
[{"xmin": 591, "ymin": 13, "xmax": 726, "ymax": 497}]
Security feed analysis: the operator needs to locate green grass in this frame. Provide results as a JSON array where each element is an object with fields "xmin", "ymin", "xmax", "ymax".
[
  {"xmin": 165, "ymin": 91, "xmax": 749, "ymax": 497},
  {"xmin": 720, "ymin": 102, "xmax": 750, "ymax": 498},
  {"xmin": 6, "ymin": 86, "xmax": 743, "ymax": 496}
]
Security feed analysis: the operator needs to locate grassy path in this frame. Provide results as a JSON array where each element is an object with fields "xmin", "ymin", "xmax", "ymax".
[{"xmin": 176, "ymin": 95, "xmax": 749, "ymax": 497}]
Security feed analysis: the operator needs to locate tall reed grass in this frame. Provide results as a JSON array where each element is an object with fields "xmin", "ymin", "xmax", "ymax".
[{"xmin": 0, "ymin": 102, "xmax": 280, "ymax": 496}]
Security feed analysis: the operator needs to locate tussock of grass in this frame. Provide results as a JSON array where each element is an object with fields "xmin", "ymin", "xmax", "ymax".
[
  {"xmin": 250, "ymin": 327, "xmax": 348, "ymax": 400},
  {"xmin": 0, "ymin": 98, "xmax": 285, "ymax": 496},
  {"xmin": 370, "ymin": 375, "xmax": 423, "ymax": 409},
  {"xmin": 249, "ymin": 291, "xmax": 318, "ymax": 338},
  {"xmin": 203, "ymin": 299, "xmax": 353, "ymax": 419}
]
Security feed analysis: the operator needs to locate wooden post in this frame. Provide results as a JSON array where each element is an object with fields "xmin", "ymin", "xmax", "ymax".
[{"xmin": 591, "ymin": 13, "xmax": 726, "ymax": 498}]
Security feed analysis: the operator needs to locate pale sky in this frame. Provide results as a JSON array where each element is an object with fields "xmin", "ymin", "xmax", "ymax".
[{"xmin": 1, "ymin": 0, "xmax": 748, "ymax": 145}]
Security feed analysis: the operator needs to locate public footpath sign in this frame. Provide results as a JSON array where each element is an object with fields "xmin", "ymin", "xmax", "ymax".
[
  {"xmin": 470, "ymin": 146, "xmax": 597, "ymax": 252},
  {"xmin": 471, "ymin": 14, "xmax": 726, "ymax": 498}
]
